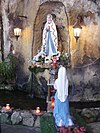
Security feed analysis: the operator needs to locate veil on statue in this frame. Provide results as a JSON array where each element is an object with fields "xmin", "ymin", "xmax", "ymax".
[{"xmin": 33, "ymin": 14, "xmax": 60, "ymax": 64}]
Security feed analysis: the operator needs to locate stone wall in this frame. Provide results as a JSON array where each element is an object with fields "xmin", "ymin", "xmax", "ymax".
[
  {"xmin": 0, "ymin": 0, "xmax": 100, "ymax": 100},
  {"xmin": 69, "ymin": 58, "xmax": 100, "ymax": 101},
  {"xmin": 0, "ymin": 107, "xmax": 44, "ymax": 127},
  {"xmin": 0, "ymin": 107, "xmax": 100, "ymax": 128}
]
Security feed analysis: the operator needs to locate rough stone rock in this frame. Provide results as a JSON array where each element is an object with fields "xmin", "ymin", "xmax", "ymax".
[
  {"xmin": 70, "ymin": 59, "xmax": 100, "ymax": 101},
  {"xmin": 16, "ymin": 54, "xmax": 29, "ymax": 87},
  {"xmin": 81, "ymin": 108, "xmax": 100, "ymax": 123},
  {"xmin": 11, "ymin": 111, "xmax": 22, "ymax": 125},
  {"xmin": 21, "ymin": 111, "xmax": 33, "ymax": 118},
  {"xmin": 17, "ymin": 72, "xmax": 47, "ymax": 99},
  {"xmin": 0, "ymin": 84, "xmax": 14, "ymax": 91},
  {"xmin": 22, "ymin": 117, "xmax": 34, "ymax": 127},
  {"xmin": 88, "ymin": 122, "xmax": 100, "ymax": 133},
  {"xmin": 96, "ymin": 113, "xmax": 100, "ymax": 122},
  {"xmin": 32, "ymin": 75, "xmax": 43, "ymax": 98},
  {"xmin": 39, "ymin": 76, "xmax": 48, "ymax": 95},
  {"xmin": 83, "ymin": 87, "xmax": 95, "ymax": 101},
  {"xmin": 34, "ymin": 116, "xmax": 40, "ymax": 127},
  {"xmin": 37, "ymin": 69, "xmax": 50, "ymax": 83},
  {"xmin": 0, "ymin": 112, "xmax": 11, "ymax": 124},
  {"xmin": 21, "ymin": 111, "xmax": 34, "ymax": 126}
]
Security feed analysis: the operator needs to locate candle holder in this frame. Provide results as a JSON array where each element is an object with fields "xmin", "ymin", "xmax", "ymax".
[
  {"xmin": 5, "ymin": 104, "xmax": 11, "ymax": 111},
  {"xmin": 36, "ymin": 107, "xmax": 40, "ymax": 114},
  {"xmin": 1, "ymin": 104, "xmax": 13, "ymax": 113}
]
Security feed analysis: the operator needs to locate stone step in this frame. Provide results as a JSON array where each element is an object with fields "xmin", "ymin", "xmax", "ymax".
[
  {"xmin": 0, "ymin": 124, "xmax": 40, "ymax": 133},
  {"xmin": 88, "ymin": 122, "xmax": 100, "ymax": 133}
]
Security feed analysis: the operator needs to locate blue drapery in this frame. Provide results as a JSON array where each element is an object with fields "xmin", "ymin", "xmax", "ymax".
[
  {"xmin": 53, "ymin": 92, "xmax": 74, "ymax": 127},
  {"xmin": 45, "ymin": 30, "xmax": 56, "ymax": 56}
]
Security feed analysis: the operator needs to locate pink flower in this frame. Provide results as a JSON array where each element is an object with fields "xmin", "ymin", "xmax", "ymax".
[
  {"xmin": 80, "ymin": 127, "xmax": 86, "ymax": 132},
  {"xmin": 73, "ymin": 127, "xmax": 81, "ymax": 133}
]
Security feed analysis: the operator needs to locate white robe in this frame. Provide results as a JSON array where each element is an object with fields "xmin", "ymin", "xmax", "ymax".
[{"xmin": 42, "ymin": 18, "xmax": 58, "ymax": 56}]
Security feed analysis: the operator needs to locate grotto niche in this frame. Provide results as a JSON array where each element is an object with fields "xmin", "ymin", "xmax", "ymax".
[
  {"xmin": 29, "ymin": 1, "xmax": 71, "ymax": 100},
  {"xmin": 32, "ymin": 1, "xmax": 70, "ymax": 58}
]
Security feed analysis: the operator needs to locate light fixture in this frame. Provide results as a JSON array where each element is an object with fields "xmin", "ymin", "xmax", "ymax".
[
  {"xmin": 14, "ymin": 27, "xmax": 21, "ymax": 40},
  {"xmin": 73, "ymin": 16, "xmax": 82, "ymax": 42},
  {"xmin": 13, "ymin": 16, "xmax": 27, "ymax": 40}
]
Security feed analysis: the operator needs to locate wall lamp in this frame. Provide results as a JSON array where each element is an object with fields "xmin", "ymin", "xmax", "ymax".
[
  {"xmin": 13, "ymin": 16, "xmax": 27, "ymax": 40},
  {"xmin": 73, "ymin": 16, "xmax": 82, "ymax": 42},
  {"xmin": 14, "ymin": 27, "xmax": 21, "ymax": 40}
]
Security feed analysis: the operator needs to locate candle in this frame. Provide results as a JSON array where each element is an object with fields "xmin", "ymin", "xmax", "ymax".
[
  {"xmin": 36, "ymin": 107, "xmax": 40, "ymax": 114},
  {"xmin": 51, "ymin": 98, "xmax": 55, "ymax": 109},
  {"xmin": 5, "ymin": 104, "xmax": 10, "ymax": 111}
]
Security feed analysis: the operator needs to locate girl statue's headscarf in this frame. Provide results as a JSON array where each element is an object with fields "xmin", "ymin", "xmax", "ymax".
[{"xmin": 54, "ymin": 66, "xmax": 68, "ymax": 102}]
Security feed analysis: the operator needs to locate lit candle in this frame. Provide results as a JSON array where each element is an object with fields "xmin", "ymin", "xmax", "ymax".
[
  {"xmin": 51, "ymin": 98, "xmax": 55, "ymax": 109},
  {"xmin": 5, "ymin": 104, "xmax": 10, "ymax": 111},
  {"xmin": 36, "ymin": 107, "xmax": 40, "ymax": 114}
]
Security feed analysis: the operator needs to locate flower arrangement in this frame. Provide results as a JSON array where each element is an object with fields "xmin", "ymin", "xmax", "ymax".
[
  {"xmin": 60, "ymin": 126, "xmax": 87, "ymax": 133},
  {"xmin": 73, "ymin": 126, "xmax": 86, "ymax": 133},
  {"xmin": 59, "ymin": 52, "xmax": 70, "ymax": 66}
]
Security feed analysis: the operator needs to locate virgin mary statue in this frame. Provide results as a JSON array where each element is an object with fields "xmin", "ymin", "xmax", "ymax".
[{"xmin": 42, "ymin": 14, "xmax": 58, "ymax": 56}]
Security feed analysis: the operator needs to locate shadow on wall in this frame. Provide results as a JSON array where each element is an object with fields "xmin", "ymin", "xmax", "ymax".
[{"xmin": 16, "ymin": 54, "xmax": 29, "ymax": 87}]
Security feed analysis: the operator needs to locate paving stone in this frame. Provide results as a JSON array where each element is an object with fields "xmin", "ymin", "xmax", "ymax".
[
  {"xmin": 0, "ymin": 124, "xmax": 40, "ymax": 133},
  {"xmin": 88, "ymin": 122, "xmax": 100, "ymax": 133}
]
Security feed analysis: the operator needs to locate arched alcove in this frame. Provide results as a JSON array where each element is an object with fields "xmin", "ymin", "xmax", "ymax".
[{"xmin": 32, "ymin": 1, "xmax": 70, "ymax": 57}]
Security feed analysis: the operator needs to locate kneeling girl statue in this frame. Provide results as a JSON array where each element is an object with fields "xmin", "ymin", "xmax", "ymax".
[{"xmin": 53, "ymin": 66, "xmax": 74, "ymax": 132}]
